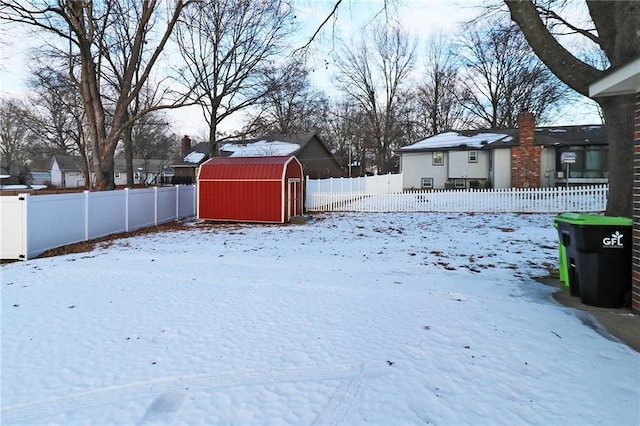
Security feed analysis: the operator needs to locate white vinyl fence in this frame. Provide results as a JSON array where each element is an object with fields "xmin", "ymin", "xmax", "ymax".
[
  {"xmin": 305, "ymin": 173, "xmax": 403, "ymax": 194},
  {"xmin": 306, "ymin": 184, "xmax": 608, "ymax": 213},
  {"xmin": 1, "ymin": 185, "xmax": 196, "ymax": 261}
]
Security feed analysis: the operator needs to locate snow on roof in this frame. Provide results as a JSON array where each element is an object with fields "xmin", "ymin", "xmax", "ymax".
[
  {"xmin": 184, "ymin": 151, "xmax": 206, "ymax": 164},
  {"xmin": 399, "ymin": 131, "xmax": 513, "ymax": 151},
  {"xmin": 220, "ymin": 140, "xmax": 300, "ymax": 157}
]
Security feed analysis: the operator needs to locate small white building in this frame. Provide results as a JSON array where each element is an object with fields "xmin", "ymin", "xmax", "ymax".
[{"xmin": 50, "ymin": 155, "xmax": 87, "ymax": 188}]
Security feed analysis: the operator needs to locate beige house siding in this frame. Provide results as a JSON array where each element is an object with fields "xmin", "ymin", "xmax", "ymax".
[
  {"xmin": 490, "ymin": 148, "xmax": 512, "ymax": 189},
  {"xmin": 400, "ymin": 152, "xmax": 450, "ymax": 190},
  {"xmin": 448, "ymin": 150, "xmax": 489, "ymax": 179},
  {"xmin": 540, "ymin": 146, "xmax": 558, "ymax": 187}
]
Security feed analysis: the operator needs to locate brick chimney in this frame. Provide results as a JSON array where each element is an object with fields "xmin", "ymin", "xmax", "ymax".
[
  {"xmin": 511, "ymin": 110, "xmax": 541, "ymax": 188},
  {"xmin": 181, "ymin": 135, "xmax": 192, "ymax": 157}
]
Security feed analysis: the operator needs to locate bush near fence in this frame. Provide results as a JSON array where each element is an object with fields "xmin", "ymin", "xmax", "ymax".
[{"xmin": 305, "ymin": 185, "xmax": 608, "ymax": 213}]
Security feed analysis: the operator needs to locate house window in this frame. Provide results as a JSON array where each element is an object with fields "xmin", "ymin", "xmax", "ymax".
[
  {"xmin": 421, "ymin": 178, "xmax": 433, "ymax": 189},
  {"xmin": 468, "ymin": 150, "xmax": 478, "ymax": 163},
  {"xmin": 114, "ymin": 172, "xmax": 121, "ymax": 179},
  {"xmin": 556, "ymin": 146, "xmax": 608, "ymax": 178},
  {"xmin": 454, "ymin": 179, "xmax": 465, "ymax": 189},
  {"xmin": 432, "ymin": 151, "xmax": 444, "ymax": 166}
]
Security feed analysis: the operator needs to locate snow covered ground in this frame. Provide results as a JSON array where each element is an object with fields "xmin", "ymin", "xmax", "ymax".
[{"xmin": 1, "ymin": 212, "xmax": 638, "ymax": 425}]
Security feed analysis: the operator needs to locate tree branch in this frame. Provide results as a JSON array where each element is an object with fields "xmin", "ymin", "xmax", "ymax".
[
  {"xmin": 537, "ymin": 6, "xmax": 599, "ymax": 44},
  {"xmin": 504, "ymin": 0, "xmax": 601, "ymax": 97},
  {"xmin": 295, "ymin": 0, "xmax": 343, "ymax": 52}
]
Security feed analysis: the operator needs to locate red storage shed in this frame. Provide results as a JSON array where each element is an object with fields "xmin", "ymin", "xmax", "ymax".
[{"xmin": 197, "ymin": 156, "xmax": 304, "ymax": 223}]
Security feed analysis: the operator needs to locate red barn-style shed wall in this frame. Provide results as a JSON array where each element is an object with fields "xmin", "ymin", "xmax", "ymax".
[{"xmin": 197, "ymin": 156, "xmax": 303, "ymax": 223}]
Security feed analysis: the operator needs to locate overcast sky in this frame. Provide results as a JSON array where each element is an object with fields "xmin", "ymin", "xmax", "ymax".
[{"xmin": 0, "ymin": 0, "xmax": 602, "ymax": 140}]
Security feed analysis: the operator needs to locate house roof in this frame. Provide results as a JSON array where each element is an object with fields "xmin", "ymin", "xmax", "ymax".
[
  {"xmin": 198, "ymin": 156, "xmax": 299, "ymax": 180},
  {"xmin": 589, "ymin": 56, "xmax": 640, "ymax": 97},
  {"xmin": 220, "ymin": 139, "xmax": 300, "ymax": 157},
  {"xmin": 172, "ymin": 142, "xmax": 210, "ymax": 168},
  {"xmin": 398, "ymin": 124, "xmax": 607, "ymax": 153},
  {"xmin": 219, "ymin": 131, "xmax": 330, "ymax": 158},
  {"xmin": 113, "ymin": 158, "xmax": 171, "ymax": 173},
  {"xmin": 533, "ymin": 125, "xmax": 608, "ymax": 147},
  {"xmin": 398, "ymin": 130, "xmax": 517, "ymax": 153},
  {"xmin": 173, "ymin": 131, "xmax": 336, "ymax": 165},
  {"xmin": 51, "ymin": 155, "xmax": 85, "ymax": 172}
]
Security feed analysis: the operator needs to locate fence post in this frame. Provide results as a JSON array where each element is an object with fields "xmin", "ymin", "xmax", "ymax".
[
  {"xmin": 19, "ymin": 193, "xmax": 29, "ymax": 260},
  {"xmin": 175, "ymin": 185, "xmax": 179, "ymax": 220},
  {"xmin": 124, "ymin": 188, "xmax": 130, "ymax": 232},
  {"xmin": 154, "ymin": 187, "xmax": 159, "ymax": 225},
  {"xmin": 193, "ymin": 185, "xmax": 197, "ymax": 218},
  {"xmin": 84, "ymin": 190, "xmax": 90, "ymax": 240}
]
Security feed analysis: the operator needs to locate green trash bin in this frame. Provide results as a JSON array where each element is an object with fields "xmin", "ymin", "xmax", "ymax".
[
  {"xmin": 553, "ymin": 220, "xmax": 569, "ymax": 289},
  {"xmin": 554, "ymin": 213, "xmax": 632, "ymax": 308},
  {"xmin": 554, "ymin": 213, "xmax": 584, "ymax": 296}
]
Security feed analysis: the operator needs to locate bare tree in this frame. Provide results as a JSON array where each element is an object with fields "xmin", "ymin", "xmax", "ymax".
[
  {"xmin": 128, "ymin": 112, "xmax": 176, "ymax": 161},
  {"xmin": 115, "ymin": 111, "xmax": 176, "ymax": 185},
  {"xmin": 0, "ymin": 98, "xmax": 33, "ymax": 177},
  {"xmin": 505, "ymin": 0, "xmax": 639, "ymax": 216},
  {"xmin": 411, "ymin": 33, "xmax": 472, "ymax": 136},
  {"xmin": 457, "ymin": 20, "xmax": 571, "ymax": 129},
  {"xmin": 175, "ymin": 0, "xmax": 296, "ymax": 156},
  {"xmin": 25, "ymin": 64, "xmax": 91, "ymax": 186},
  {"xmin": 334, "ymin": 23, "xmax": 416, "ymax": 172},
  {"xmin": 0, "ymin": 0, "xmax": 194, "ymax": 190},
  {"xmin": 321, "ymin": 99, "xmax": 370, "ymax": 175},
  {"xmin": 243, "ymin": 60, "xmax": 328, "ymax": 135}
]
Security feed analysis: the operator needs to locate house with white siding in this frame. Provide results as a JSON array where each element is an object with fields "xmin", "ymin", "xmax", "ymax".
[{"xmin": 398, "ymin": 111, "xmax": 608, "ymax": 190}]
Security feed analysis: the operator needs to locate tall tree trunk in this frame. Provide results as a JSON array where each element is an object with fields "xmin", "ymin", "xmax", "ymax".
[
  {"xmin": 208, "ymin": 121, "xmax": 218, "ymax": 158},
  {"xmin": 598, "ymin": 94, "xmax": 634, "ymax": 217},
  {"xmin": 123, "ymin": 124, "xmax": 134, "ymax": 188}
]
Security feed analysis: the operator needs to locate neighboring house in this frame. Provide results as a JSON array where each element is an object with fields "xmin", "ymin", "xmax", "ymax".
[
  {"xmin": 113, "ymin": 158, "xmax": 174, "ymax": 186},
  {"xmin": 219, "ymin": 132, "xmax": 343, "ymax": 179},
  {"xmin": 172, "ymin": 132, "xmax": 343, "ymax": 182},
  {"xmin": 171, "ymin": 136, "xmax": 209, "ymax": 185},
  {"xmin": 397, "ymin": 111, "xmax": 608, "ymax": 190},
  {"xmin": 50, "ymin": 155, "xmax": 174, "ymax": 188},
  {"xmin": 50, "ymin": 155, "xmax": 87, "ymax": 188}
]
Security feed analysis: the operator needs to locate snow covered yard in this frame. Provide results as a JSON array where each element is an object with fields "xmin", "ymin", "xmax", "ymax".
[{"xmin": 1, "ymin": 212, "xmax": 638, "ymax": 425}]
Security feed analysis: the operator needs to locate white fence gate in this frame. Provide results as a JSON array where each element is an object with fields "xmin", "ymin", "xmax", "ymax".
[
  {"xmin": 1, "ymin": 185, "xmax": 196, "ymax": 261},
  {"xmin": 306, "ymin": 181, "xmax": 608, "ymax": 214}
]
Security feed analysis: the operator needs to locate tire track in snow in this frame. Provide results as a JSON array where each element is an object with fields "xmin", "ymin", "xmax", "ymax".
[
  {"xmin": 2, "ymin": 365, "xmax": 359, "ymax": 424},
  {"xmin": 312, "ymin": 364, "xmax": 387, "ymax": 426}
]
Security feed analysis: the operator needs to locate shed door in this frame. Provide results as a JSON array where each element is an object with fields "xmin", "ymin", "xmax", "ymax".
[{"xmin": 287, "ymin": 178, "xmax": 301, "ymax": 219}]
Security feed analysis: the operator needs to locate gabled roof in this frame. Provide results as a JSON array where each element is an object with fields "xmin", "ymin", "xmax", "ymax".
[
  {"xmin": 51, "ymin": 155, "xmax": 85, "ymax": 172},
  {"xmin": 220, "ymin": 139, "xmax": 300, "ymax": 157},
  {"xmin": 219, "ymin": 131, "xmax": 333, "ymax": 158}
]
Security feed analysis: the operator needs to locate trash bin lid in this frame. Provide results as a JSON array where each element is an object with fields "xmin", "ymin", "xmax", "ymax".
[{"xmin": 554, "ymin": 212, "xmax": 632, "ymax": 226}]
